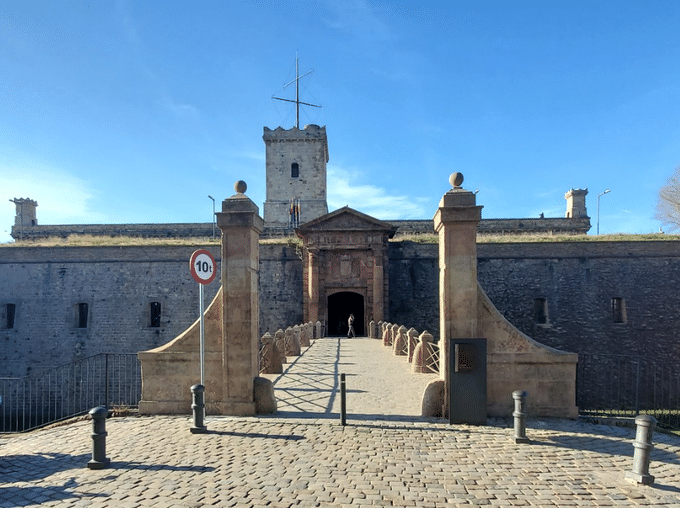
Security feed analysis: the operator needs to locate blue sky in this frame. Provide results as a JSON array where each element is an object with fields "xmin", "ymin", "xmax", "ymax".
[{"xmin": 2, "ymin": 1, "xmax": 680, "ymax": 242}]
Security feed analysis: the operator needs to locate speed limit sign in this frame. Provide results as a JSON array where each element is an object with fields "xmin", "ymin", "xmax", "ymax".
[{"xmin": 189, "ymin": 249, "xmax": 216, "ymax": 285}]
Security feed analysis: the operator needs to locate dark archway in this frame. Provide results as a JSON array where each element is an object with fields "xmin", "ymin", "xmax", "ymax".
[{"xmin": 327, "ymin": 292, "xmax": 364, "ymax": 337}]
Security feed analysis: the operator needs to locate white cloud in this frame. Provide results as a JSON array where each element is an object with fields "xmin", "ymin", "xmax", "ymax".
[
  {"xmin": 159, "ymin": 95, "xmax": 199, "ymax": 119},
  {"xmin": 0, "ymin": 156, "xmax": 105, "ymax": 242},
  {"xmin": 327, "ymin": 165, "xmax": 429, "ymax": 220},
  {"xmin": 325, "ymin": 0, "xmax": 395, "ymax": 43}
]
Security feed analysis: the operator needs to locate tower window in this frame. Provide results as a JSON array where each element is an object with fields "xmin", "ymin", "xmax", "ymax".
[
  {"xmin": 291, "ymin": 162, "xmax": 299, "ymax": 178},
  {"xmin": 612, "ymin": 297, "xmax": 626, "ymax": 324},
  {"xmin": 3, "ymin": 303, "xmax": 16, "ymax": 329},
  {"xmin": 150, "ymin": 301, "xmax": 162, "ymax": 328},
  {"xmin": 77, "ymin": 303, "xmax": 88, "ymax": 328},
  {"xmin": 533, "ymin": 298, "xmax": 548, "ymax": 324}
]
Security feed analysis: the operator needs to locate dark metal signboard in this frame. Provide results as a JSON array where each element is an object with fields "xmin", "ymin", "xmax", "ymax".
[{"xmin": 448, "ymin": 338, "xmax": 487, "ymax": 425}]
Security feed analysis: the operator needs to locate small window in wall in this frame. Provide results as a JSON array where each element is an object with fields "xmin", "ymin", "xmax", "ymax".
[
  {"xmin": 291, "ymin": 162, "xmax": 299, "ymax": 178},
  {"xmin": 533, "ymin": 298, "xmax": 548, "ymax": 324},
  {"xmin": 77, "ymin": 303, "xmax": 88, "ymax": 329},
  {"xmin": 612, "ymin": 297, "xmax": 626, "ymax": 324},
  {"xmin": 2, "ymin": 303, "xmax": 16, "ymax": 329},
  {"xmin": 150, "ymin": 302, "xmax": 162, "ymax": 328}
]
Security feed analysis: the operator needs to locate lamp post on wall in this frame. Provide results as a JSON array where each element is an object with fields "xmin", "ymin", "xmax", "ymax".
[
  {"xmin": 208, "ymin": 195, "xmax": 215, "ymax": 240},
  {"xmin": 597, "ymin": 189, "xmax": 611, "ymax": 235}
]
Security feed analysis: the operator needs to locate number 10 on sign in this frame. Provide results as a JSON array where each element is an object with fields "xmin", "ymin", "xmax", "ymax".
[{"xmin": 189, "ymin": 250, "xmax": 216, "ymax": 387}]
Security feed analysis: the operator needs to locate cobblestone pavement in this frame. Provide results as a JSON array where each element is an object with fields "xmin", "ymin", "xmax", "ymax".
[{"xmin": 2, "ymin": 337, "xmax": 680, "ymax": 507}]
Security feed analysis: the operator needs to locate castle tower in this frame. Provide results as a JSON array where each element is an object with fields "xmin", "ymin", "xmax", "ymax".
[
  {"xmin": 564, "ymin": 188, "xmax": 588, "ymax": 218},
  {"xmin": 9, "ymin": 198, "xmax": 38, "ymax": 240},
  {"xmin": 262, "ymin": 124, "xmax": 329, "ymax": 231}
]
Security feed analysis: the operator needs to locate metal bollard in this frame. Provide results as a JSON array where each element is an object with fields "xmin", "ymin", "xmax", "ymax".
[
  {"xmin": 87, "ymin": 406, "xmax": 110, "ymax": 469},
  {"xmin": 512, "ymin": 390, "xmax": 530, "ymax": 443},
  {"xmin": 340, "ymin": 373, "xmax": 347, "ymax": 426},
  {"xmin": 626, "ymin": 414, "xmax": 657, "ymax": 485},
  {"xmin": 190, "ymin": 384, "xmax": 208, "ymax": 434}
]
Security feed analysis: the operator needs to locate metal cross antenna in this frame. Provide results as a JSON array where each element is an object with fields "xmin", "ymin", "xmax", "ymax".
[{"xmin": 272, "ymin": 53, "xmax": 322, "ymax": 128}]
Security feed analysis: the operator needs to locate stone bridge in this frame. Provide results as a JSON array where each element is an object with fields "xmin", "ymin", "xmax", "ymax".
[{"xmin": 139, "ymin": 175, "xmax": 578, "ymax": 420}]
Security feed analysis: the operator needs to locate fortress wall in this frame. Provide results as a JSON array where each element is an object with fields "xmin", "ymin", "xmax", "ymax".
[
  {"xmin": 13, "ymin": 217, "xmax": 590, "ymax": 241},
  {"xmin": 0, "ymin": 246, "xmax": 221, "ymax": 377},
  {"xmin": 12, "ymin": 223, "xmax": 218, "ymax": 240},
  {"xmin": 0, "ymin": 244, "xmax": 301, "ymax": 378},
  {"xmin": 258, "ymin": 244, "xmax": 304, "ymax": 335},
  {"xmin": 387, "ymin": 242, "xmax": 439, "ymax": 333},
  {"xmin": 388, "ymin": 217, "xmax": 591, "ymax": 236},
  {"xmin": 476, "ymin": 241, "xmax": 680, "ymax": 364},
  {"xmin": 389, "ymin": 240, "xmax": 680, "ymax": 365},
  {"xmin": 2, "ymin": 239, "xmax": 679, "ymax": 378}
]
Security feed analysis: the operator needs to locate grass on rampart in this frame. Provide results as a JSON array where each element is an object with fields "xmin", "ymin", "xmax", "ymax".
[
  {"xmin": 394, "ymin": 232, "xmax": 680, "ymax": 244},
  {"xmin": 2, "ymin": 232, "xmax": 679, "ymax": 247},
  {"xmin": 0, "ymin": 235, "xmax": 221, "ymax": 247}
]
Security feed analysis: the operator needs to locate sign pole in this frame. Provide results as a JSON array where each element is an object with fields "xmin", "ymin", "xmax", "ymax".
[
  {"xmin": 199, "ymin": 282, "xmax": 205, "ymax": 386},
  {"xmin": 188, "ymin": 248, "xmax": 216, "ymax": 434}
]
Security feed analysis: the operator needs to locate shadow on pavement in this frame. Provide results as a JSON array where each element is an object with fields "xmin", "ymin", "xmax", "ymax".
[
  {"xmin": 203, "ymin": 429, "xmax": 304, "ymax": 440},
  {"xmin": 0, "ymin": 452, "xmax": 89, "ymax": 483},
  {"xmin": 520, "ymin": 434, "xmax": 680, "ymax": 466},
  {"xmin": 0, "ymin": 485, "xmax": 107, "ymax": 506}
]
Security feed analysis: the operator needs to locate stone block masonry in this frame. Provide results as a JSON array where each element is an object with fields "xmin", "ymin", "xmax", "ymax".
[
  {"xmin": 2, "ymin": 239, "xmax": 680, "ymax": 380},
  {"xmin": 263, "ymin": 125, "xmax": 329, "ymax": 230},
  {"xmin": 0, "ymin": 246, "xmax": 221, "ymax": 378}
]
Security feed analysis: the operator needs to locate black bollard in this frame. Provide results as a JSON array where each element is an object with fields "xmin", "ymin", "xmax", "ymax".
[
  {"xmin": 87, "ymin": 406, "xmax": 110, "ymax": 469},
  {"xmin": 190, "ymin": 384, "xmax": 207, "ymax": 434},
  {"xmin": 340, "ymin": 373, "xmax": 346, "ymax": 426},
  {"xmin": 626, "ymin": 414, "xmax": 657, "ymax": 485},
  {"xmin": 512, "ymin": 390, "xmax": 530, "ymax": 443}
]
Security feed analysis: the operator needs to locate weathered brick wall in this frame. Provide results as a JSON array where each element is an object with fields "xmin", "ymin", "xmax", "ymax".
[
  {"xmin": 387, "ymin": 217, "xmax": 591, "ymax": 236},
  {"xmin": 388, "ymin": 242, "xmax": 439, "ymax": 333},
  {"xmin": 0, "ymin": 246, "xmax": 221, "ymax": 377},
  {"xmin": 477, "ymin": 241, "xmax": 680, "ymax": 365},
  {"xmin": 259, "ymin": 244, "xmax": 304, "ymax": 335},
  {"xmin": 12, "ymin": 217, "xmax": 590, "ymax": 241},
  {"xmin": 2, "ymin": 239, "xmax": 679, "ymax": 379},
  {"xmin": 11, "ymin": 223, "xmax": 219, "ymax": 240},
  {"xmin": 388, "ymin": 240, "xmax": 680, "ymax": 368},
  {"xmin": 0, "ymin": 244, "xmax": 303, "ymax": 378}
]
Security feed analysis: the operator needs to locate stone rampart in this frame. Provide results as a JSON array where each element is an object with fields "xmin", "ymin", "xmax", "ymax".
[
  {"xmin": 2, "ymin": 239, "xmax": 679, "ymax": 379},
  {"xmin": 12, "ymin": 217, "xmax": 590, "ymax": 241},
  {"xmin": 0, "ymin": 243, "xmax": 300, "ymax": 378},
  {"xmin": 389, "ymin": 239, "xmax": 680, "ymax": 366},
  {"xmin": 11, "ymin": 223, "xmax": 219, "ymax": 240},
  {"xmin": 388, "ymin": 217, "xmax": 591, "ymax": 236}
]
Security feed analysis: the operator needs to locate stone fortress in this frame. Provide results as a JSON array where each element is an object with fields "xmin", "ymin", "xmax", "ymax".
[{"xmin": 2, "ymin": 124, "xmax": 680, "ymax": 400}]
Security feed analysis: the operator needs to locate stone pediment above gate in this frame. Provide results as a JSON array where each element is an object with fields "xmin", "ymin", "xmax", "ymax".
[{"xmin": 295, "ymin": 206, "xmax": 397, "ymax": 248}]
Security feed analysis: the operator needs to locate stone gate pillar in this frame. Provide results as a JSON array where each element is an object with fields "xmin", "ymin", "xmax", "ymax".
[
  {"xmin": 215, "ymin": 181, "xmax": 264, "ymax": 415},
  {"xmin": 307, "ymin": 250, "xmax": 319, "ymax": 324},
  {"xmin": 372, "ymin": 253, "xmax": 384, "ymax": 323},
  {"xmin": 432, "ymin": 173, "xmax": 483, "ymax": 383}
]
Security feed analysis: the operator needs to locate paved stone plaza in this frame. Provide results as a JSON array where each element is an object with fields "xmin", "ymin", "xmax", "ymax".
[{"xmin": 2, "ymin": 337, "xmax": 680, "ymax": 507}]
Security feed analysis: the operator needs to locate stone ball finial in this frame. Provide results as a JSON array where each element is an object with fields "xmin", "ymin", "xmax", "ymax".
[
  {"xmin": 450, "ymin": 172, "xmax": 464, "ymax": 188},
  {"xmin": 234, "ymin": 180, "xmax": 247, "ymax": 194}
]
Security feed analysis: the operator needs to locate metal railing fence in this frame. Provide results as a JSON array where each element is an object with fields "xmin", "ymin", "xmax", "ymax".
[
  {"xmin": 0, "ymin": 353, "xmax": 141, "ymax": 433},
  {"xmin": 577, "ymin": 353, "xmax": 680, "ymax": 430}
]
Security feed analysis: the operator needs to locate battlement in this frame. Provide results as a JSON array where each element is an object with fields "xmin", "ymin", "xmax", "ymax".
[{"xmin": 263, "ymin": 125, "xmax": 329, "ymax": 162}]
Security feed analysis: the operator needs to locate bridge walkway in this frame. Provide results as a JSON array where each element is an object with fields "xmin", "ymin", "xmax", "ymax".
[{"xmin": 260, "ymin": 336, "xmax": 435, "ymax": 421}]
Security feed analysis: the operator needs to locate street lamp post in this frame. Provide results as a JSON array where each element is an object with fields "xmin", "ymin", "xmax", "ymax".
[
  {"xmin": 597, "ymin": 189, "xmax": 611, "ymax": 235},
  {"xmin": 207, "ymin": 195, "xmax": 215, "ymax": 240}
]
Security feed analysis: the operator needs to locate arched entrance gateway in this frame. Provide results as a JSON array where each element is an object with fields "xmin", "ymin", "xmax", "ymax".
[
  {"xmin": 327, "ymin": 291, "xmax": 364, "ymax": 336},
  {"xmin": 295, "ymin": 207, "xmax": 396, "ymax": 337}
]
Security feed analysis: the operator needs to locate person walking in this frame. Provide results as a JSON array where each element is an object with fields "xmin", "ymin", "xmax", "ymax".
[{"xmin": 347, "ymin": 314, "xmax": 355, "ymax": 338}]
